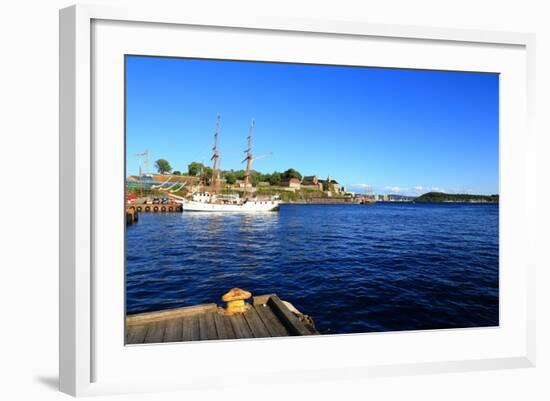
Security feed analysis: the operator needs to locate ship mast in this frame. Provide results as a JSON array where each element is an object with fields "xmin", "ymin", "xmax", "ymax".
[
  {"xmin": 210, "ymin": 115, "xmax": 220, "ymax": 194},
  {"xmin": 135, "ymin": 150, "xmax": 149, "ymax": 195},
  {"xmin": 199, "ymin": 164, "xmax": 205, "ymax": 192},
  {"xmin": 242, "ymin": 119, "xmax": 255, "ymax": 198}
]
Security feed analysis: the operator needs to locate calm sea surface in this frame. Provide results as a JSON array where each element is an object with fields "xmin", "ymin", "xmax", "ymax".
[{"xmin": 126, "ymin": 203, "xmax": 499, "ymax": 334}]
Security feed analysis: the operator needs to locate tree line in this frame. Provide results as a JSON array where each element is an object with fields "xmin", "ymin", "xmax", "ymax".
[
  {"xmin": 415, "ymin": 192, "xmax": 499, "ymax": 203},
  {"xmin": 153, "ymin": 159, "xmax": 302, "ymax": 186}
]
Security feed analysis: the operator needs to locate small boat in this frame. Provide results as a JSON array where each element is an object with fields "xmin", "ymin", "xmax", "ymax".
[{"xmin": 360, "ymin": 198, "xmax": 376, "ymax": 205}]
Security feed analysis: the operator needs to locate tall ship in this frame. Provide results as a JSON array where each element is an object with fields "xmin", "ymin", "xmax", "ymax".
[{"xmin": 181, "ymin": 117, "xmax": 281, "ymax": 212}]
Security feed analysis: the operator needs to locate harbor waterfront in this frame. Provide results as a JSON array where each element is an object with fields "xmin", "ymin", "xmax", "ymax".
[
  {"xmin": 126, "ymin": 202, "xmax": 499, "ymax": 334},
  {"xmin": 125, "ymin": 57, "xmax": 500, "ymax": 338}
]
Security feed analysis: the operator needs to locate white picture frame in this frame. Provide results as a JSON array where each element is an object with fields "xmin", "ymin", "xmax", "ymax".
[{"xmin": 59, "ymin": 3, "xmax": 536, "ymax": 397}]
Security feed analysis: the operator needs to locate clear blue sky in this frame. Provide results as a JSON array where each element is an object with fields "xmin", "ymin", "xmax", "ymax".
[{"xmin": 126, "ymin": 55, "xmax": 499, "ymax": 196}]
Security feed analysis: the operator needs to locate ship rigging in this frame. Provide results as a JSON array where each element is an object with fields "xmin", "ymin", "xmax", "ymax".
[{"xmin": 181, "ymin": 117, "xmax": 280, "ymax": 212}]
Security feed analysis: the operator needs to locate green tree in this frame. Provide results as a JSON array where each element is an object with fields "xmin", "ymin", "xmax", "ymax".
[
  {"xmin": 155, "ymin": 159, "xmax": 172, "ymax": 174},
  {"xmin": 268, "ymin": 172, "xmax": 282, "ymax": 186},
  {"xmin": 203, "ymin": 166, "xmax": 213, "ymax": 181},
  {"xmin": 173, "ymin": 170, "xmax": 181, "ymax": 175},
  {"xmin": 283, "ymin": 168, "xmax": 302, "ymax": 180},
  {"xmin": 250, "ymin": 171, "xmax": 263, "ymax": 186},
  {"xmin": 230, "ymin": 170, "xmax": 244, "ymax": 180},
  {"xmin": 224, "ymin": 171, "xmax": 237, "ymax": 185},
  {"xmin": 187, "ymin": 161, "xmax": 204, "ymax": 176}
]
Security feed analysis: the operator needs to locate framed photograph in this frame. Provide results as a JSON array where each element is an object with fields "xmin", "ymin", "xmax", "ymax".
[{"xmin": 59, "ymin": 4, "xmax": 536, "ymax": 396}]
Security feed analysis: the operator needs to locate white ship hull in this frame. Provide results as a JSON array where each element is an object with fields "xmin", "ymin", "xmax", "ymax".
[{"xmin": 182, "ymin": 199, "xmax": 280, "ymax": 212}]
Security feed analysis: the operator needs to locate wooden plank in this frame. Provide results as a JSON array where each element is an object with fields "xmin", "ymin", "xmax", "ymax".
[
  {"xmin": 268, "ymin": 296, "xmax": 313, "ymax": 336},
  {"xmin": 243, "ymin": 307, "xmax": 271, "ymax": 338},
  {"xmin": 143, "ymin": 322, "xmax": 166, "ymax": 344},
  {"xmin": 163, "ymin": 318, "xmax": 183, "ymax": 343},
  {"xmin": 213, "ymin": 313, "xmax": 236, "ymax": 340},
  {"xmin": 254, "ymin": 304, "xmax": 290, "ymax": 337},
  {"xmin": 126, "ymin": 325, "xmax": 148, "ymax": 345},
  {"xmin": 222, "ymin": 315, "xmax": 237, "ymax": 339},
  {"xmin": 182, "ymin": 316, "xmax": 200, "ymax": 342},
  {"xmin": 126, "ymin": 303, "xmax": 218, "ymax": 326},
  {"xmin": 253, "ymin": 294, "xmax": 276, "ymax": 306},
  {"xmin": 199, "ymin": 312, "xmax": 218, "ymax": 341},
  {"xmin": 229, "ymin": 313, "xmax": 253, "ymax": 338}
]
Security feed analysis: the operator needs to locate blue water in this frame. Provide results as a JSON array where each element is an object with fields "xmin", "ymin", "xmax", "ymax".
[{"xmin": 126, "ymin": 203, "xmax": 499, "ymax": 334}]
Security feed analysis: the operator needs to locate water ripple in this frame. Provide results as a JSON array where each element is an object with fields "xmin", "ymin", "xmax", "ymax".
[{"xmin": 126, "ymin": 203, "xmax": 499, "ymax": 333}]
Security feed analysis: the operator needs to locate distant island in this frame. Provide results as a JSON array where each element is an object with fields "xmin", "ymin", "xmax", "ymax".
[{"xmin": 414, "ymin": 192, "xmax": 499, "ymax": 203}]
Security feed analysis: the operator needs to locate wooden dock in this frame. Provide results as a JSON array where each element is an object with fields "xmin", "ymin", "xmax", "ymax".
[
  {"xmin": 126, "ymin": 207, "xmax": 138, "ymax": 225},
  {"xmin": 126, "ymin": 294, "xmax": 318, "ymax": 344},
  {"xmin": 130, "ymin": 203, "xmax": 183, "ymax": 213}
]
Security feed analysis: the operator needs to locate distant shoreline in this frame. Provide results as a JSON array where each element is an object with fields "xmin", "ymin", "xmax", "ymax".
[{"xmin": 413, "ymin": 191, "xmax": 498, "ymax": 204}]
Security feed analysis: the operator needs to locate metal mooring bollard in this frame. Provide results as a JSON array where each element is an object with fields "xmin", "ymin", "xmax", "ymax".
[{"xmin": 222, "ymin": 288, "xmax": 252, "ymax": 315}]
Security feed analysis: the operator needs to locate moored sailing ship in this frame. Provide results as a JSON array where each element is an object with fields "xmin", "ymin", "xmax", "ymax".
[{"xmin": 181, "ymin": 117, "xmax": 280, "ymax": 212}]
